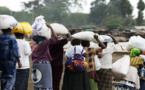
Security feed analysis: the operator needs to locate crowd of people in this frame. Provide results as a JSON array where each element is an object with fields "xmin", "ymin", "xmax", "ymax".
[{"xmin": 0, "ymin": 15, "xmax": 145, "ymax": 90}]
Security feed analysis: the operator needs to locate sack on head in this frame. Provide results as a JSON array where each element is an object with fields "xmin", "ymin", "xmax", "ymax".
[
  {"xmin": 12, "ymin": 22, "xmax": 33, "ymax": 35},
  {"xmin": 30, "ymin": 15, "xmax": 51, "ymax": 39},
  {"xmin": 0, "ymin": 15, "xmax": 18, "ymax": 30},
  {"xmin": 50, "ymin": 23, "xmax": 68, "ymax": 35},
  {"xmin": 72, "ymin": 31, "xmax": 95, "ymax": 41}
]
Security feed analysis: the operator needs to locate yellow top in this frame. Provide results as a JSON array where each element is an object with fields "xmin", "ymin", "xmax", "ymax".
[{"xmin": 130, "ymin": 56, "xmax": 144, "ymax": 68}]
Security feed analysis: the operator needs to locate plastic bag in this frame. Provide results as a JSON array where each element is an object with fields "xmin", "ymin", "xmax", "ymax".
[
  {"xmin": 94, "ymin": 55, "xmax": 101, "ymax": 71},
  {"xmin": 30, "ymin": 15, "xmax": 51, "ymax": 39},
  {"xmin": 127, "ymin": 36, "xmax": 145, "ymax": 51},
  {"xmin": 112, "ymin": 55, "xmax": 130, "ymax": 78},
  {"xmin": 50, "ymin": 23, "xmax": 68, "ymax": 35},
  {"xmin": 98, "ymin": 35, "xmax": 112, "ymax": 42},
  {"xmin": 0, "ymin": 15, "xmax": 18, "ymax": 30},
  {"xmin": 12, "ymin": 22, "xmax": 33, "ymax": 35},
  {"xmin": 72, "ymin": 31, "xmax": 95, "ymax": 41}
]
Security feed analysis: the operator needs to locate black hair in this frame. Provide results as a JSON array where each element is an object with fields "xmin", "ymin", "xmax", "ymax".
[
  {"xmin": 1, "ymin": 28, "xmax": 11, "ymax": 34},
  {"xmin": 32, "ymin": 36, "xmax": 47, "ymax": 44},
  {"xmin": 15, "ymin": 33, "xmax": 24, "ymax": 38},
  {"xmin": 81, "ymin": 40, "xmax": 90, "ymax": 47},
  {"xmin": 71, "ymin": 39, "xmax": 81, "ymax": 46},
  {"xmin": 99, "ymin": 42, "xmax": 107, "ymax": 47}
]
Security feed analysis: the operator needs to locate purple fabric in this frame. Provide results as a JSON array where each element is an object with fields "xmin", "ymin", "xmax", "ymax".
[
  {"xmin": 31, "ymin": 37, "xmax": 57, "ymax": 63},
  {"xmin": 49, "ymin": 39, "xmax": 68, "ymax": 90},
  {"xmin": 50, "ymin": 39, "xmax": 68, "ymax": 67}
]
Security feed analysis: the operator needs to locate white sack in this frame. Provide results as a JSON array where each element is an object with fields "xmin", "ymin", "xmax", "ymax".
[
  {"xmin": 94, "ymin": 55, "xmax": 101, "ymax": 71},
  {"xmin": 127, "ymin": 36, "xmax": 145, "ymax": 51},
  {"xmin": 50, "ymin": 23, "xmax": 68, "ymax": 35},
  {"xmin": 112, "ymin": 55, "xmax": 130, "ymax": 78},
  {"xmin": 31, "ymin": 15, "xmax": 51, "ymax": 39},
  {"xmin": 0, "ymin": 15, "xmax": 18, "ymax": 29},
  {"xmin": 98, "ymin": 35, "xmax": 112, "ymax": 42},
  {"xmin": 72, "ymin": 31, "xmax": 95, "ymax": 41}
]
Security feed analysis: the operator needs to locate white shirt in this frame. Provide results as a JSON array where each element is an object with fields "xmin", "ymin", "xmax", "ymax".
[
  {"xmin": 140, "ymin": 55, "xmax": 145, "ymax": 62},
  {"xmin": 16, "ymin": 39, "xmax": 31, "ymax": 69},
  {"xmin": 99, "ymin": 44, "xmax": 119, "ymax": 69},
  {"xmin": 65, "ymin": 45, "xmax": 86, "ymax": 58}
]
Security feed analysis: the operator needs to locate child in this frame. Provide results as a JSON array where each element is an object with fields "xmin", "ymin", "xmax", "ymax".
[
  {"xmin": 62, "ymin": 39, "xmax": 91, "ymax": 90},
  {"xmin": 0, "ymin": 28, "xmax": 22, "ymax": 90},
  {"xmin": 14, "ymin": 33, "xmax": 31, "ymax": 90}
]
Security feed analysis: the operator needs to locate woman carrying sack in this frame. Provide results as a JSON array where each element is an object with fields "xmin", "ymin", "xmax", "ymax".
[
  {"xmin": 31, "ymin": 24, "xmax": 58, "ymax": 90},
  {"xmin": 113, "ymin": 48, "xmax": 144, "ymax": 90},
  {"xmin": 62, "ymin": 39, "xmax": 91, "ymax": 90}
]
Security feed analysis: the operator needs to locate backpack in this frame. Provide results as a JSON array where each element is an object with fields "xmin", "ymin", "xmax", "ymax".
[{"xmin": 65, "ymin": 47, "xmax": 88, "ymax": 72}]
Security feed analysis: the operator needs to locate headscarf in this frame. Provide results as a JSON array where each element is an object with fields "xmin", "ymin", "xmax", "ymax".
[
  {"xmin": 32, "ymin": 36, "xmax": 47, "ymax": 44},
  {"xmin": 130, "ymin": 48, "xmax": 141, "ymax": 57}
]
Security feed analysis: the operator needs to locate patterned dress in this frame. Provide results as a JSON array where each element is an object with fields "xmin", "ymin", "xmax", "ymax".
[{"xmin": 84, "ymin": 47, "xmax": 100, "ymax": 90}]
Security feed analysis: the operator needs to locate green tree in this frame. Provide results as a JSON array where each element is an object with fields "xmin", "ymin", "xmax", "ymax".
[
  {"xmin": 108, "ymin": 0, "xmax": 132, "ymax": 18},
  {"xmin": 119, "ymin": 0, "xmax": 133, "ymax": 18},
  {"xmin": 0, "ymin": 7, "xmax": 11, "ymax": 15},
  {"xmin": 105, "ymin": 15, "xmax": 123, "ymax": 30},
  {"xmin": 22, "ymin": 0, "xmax": 85, "ymax": 23},
  {"xmin": 89, "ymin": 0, "xmax": 108, "ymax": 24},
  {"xmin": 136, "ymin": 0, "xmax": 145, "ymax": 25},
  {"xmin": 63, "ymin": 13, "xmax": 90, "ymax": 28},
  {"xmin": 124, "ymin": 17, "xmax": 136, "ymax": 28}
]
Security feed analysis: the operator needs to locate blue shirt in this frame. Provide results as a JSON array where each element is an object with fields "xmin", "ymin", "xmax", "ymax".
[{"xmin": 0, "ymin": 34, "xmax": 20, "ymax": 61}]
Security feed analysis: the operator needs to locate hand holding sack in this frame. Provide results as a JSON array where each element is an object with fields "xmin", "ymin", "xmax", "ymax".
[
  {"xmin": 30, "ymin": 15, "xmax": 51, "ymax": 39},
  {"xmin": 112, "ymin": 55, "xmax": 130, "ymax": 78},
  {"xmin": 0, "ymin": 15, "xmax": 18, "ymax": 30},
  {"xmin": 50, "ymin": 23, "xmax": 68, "ymax": 35},
  {"xmin": 12, "ymin": 22, "xmax": 33, "ymax": 35}
]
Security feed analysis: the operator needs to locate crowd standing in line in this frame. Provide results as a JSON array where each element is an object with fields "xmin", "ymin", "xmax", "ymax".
[{"xmin": 1, "ymin": 15, "xmax": 145, "ymax": 90}]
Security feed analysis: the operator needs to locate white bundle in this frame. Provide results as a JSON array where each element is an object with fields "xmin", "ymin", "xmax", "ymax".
[
  {"xmin": 31, "ymin": 15, "xmax": 51, "ymax": 39},
  {"xmin": 72, "ymin": 31, "xmax": 95, "ymax": 41},
  {"xmin": 0, "ymin": 15, "xmax": 18, "ymax": 30},
  {"xmin": 112, "ymin": 55, "xmax": 130, "ymax": 78},
  {"xmin": 98, "ymin": 35, "xmax": 112, "ymax": 42},
  {"xmin": 50, "ymin": 23, "xmax": 68, "ymax": 35},
  {"xmin": 127, "ymin": 36, "xmax": 145, "ymax": 51}
]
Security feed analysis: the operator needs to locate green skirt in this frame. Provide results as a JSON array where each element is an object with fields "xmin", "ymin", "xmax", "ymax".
[{"xmin": 89, "ymin": 78, "xmax": 98, "ymax": 90}]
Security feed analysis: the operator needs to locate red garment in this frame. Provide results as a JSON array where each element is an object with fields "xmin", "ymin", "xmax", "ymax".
[
  {"xmin": 49, "ymin": 39, "xmax": 68, "ymax": 90},
  {"xmin": 50, "ymin": 39, "xmax": 68, "ymax": 67}
]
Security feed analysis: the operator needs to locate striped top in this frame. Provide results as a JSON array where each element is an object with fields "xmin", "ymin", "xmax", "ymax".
[{"xmin": 130, "ymin": 56, "xmax": 144, "ymax": 68}]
